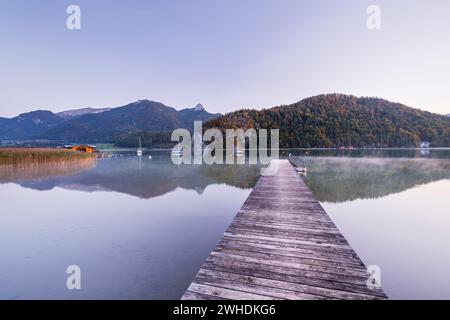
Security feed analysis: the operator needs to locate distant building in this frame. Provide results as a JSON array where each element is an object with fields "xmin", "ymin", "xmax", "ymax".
[{"xmin": 420, "ymin": 141, "xmax": 430, "ymax": 148}]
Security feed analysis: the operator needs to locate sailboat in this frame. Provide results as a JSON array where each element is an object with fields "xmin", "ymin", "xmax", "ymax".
[
  {"xmin": 171, "ymin": 147, "xmax": 183, "ymax": 156},
  {"xmin": 137, "ymin": 137, "xmax": 143, "ymax": 157},
  {"xmin": 234, "ymin": 146, "xmax": 244, "ymax": 156}
]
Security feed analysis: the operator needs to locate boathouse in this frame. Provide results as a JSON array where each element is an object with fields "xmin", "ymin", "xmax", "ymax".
[{"xmin": 63, "ymin": 145, "xmax": 97, "ymax": 153}]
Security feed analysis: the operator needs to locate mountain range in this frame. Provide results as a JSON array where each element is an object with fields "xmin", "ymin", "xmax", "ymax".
[
  {"xmin": 0, "ymin": 100, "xmax": 220, "ymax": 143},
  {"xmin": 56, "ymin": 107, "xmax": 112, "ymax": 120},
  {"xmin": 0, "ymin": 95, "xmax": 449, "ymax": 147},
  {"xmin": 0, "ymin": 110, "xmax": 65, "ymax": 140}
]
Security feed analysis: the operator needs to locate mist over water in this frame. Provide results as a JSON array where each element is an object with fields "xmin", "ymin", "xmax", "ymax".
[
  {"xmin": 299, "ymin": 156, "xmax": 450, "ymax": 203},
  {"xmin": 322, "ymin": 180, "xmax": 450, "ymax": 299},
  {"xmin": 291, "ymin": 150, "xmax": 450, "ymax": 299},
  {"xmin": 0, "ymin": 149, "xmax": 449, "ymax": 299}
]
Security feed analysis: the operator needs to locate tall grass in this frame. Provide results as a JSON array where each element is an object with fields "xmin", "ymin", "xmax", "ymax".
[
  {"xmin": 0, "ymin": 148, "xmax": 95, "ymax": 166},
  {"xmin": 0, "ymin": 159, "xmax": 95, "ymax": 181}
]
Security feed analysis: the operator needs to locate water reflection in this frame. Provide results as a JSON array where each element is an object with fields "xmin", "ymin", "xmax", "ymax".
[
  {"xmin": 2, "ymin": 151, "xmax": 449, "ymax": 204},
  {"xmin": 0, "ymin": 153, "xmax": 260, "ymax": 199},
  {"xmin": 0, "ymin": 159, "xmax": 95, "ymax": 182},
  {"xmin": 282, "ymin": 148, "xmax": 450, "ymax": 159},
  {"xmin": 0, "ymin": 152, "xmax": 258, "ymax": 299},
  {"xmin": 323, "ymin": 179, "xmax": 450, "ymax": 299},
  {"xmin": 1, "ymin": 150, "xmax": 450, "ymax": 299},
  {"xmin": 297, "ymin": 157, "xmax": 450, "ymax": 203}
]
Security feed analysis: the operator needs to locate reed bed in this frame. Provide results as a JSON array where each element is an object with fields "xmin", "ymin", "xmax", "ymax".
[
  {"xmin": 0, "ymin": 148, "xmax": 95, "ymax": 166},
  {"xmin": 0, "ymin": 158, "xmax": 95, "ymax": 181}
]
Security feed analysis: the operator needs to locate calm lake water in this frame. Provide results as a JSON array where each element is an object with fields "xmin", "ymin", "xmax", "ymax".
[{"xmin": 0, "ymin": 149, "xmax": 449, "ymax": 299}]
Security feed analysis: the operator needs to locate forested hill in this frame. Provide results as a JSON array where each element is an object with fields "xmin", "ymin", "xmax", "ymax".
[{"xmin": 206, "ymin": 94, "xmax": 450, "ymax": 148}]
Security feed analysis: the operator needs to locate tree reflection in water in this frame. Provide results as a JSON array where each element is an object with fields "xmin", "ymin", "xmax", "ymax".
[
  {"xmin": 2, "ymin": 152, "xmax": 449, "ymax": 203},
  {"xmin": 298, "ymin": 157, "xmax": 450, "ymax": 203}
]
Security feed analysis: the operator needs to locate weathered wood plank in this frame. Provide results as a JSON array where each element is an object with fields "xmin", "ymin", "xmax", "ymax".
[
  {"xmin": 200, "ymin": 261, "xmax": 386, "ymax": 298},
  {"xmin": 193, "ymin": 275, "xmax": 324, "ymax": 300},
  {"xmin": 185, "ymin": 283, "xmax": 279, "ymax": 300},
  {"xmin": 205, "ymin": 253, "xmax": 371, "ymax": 283},
  {"xmin": 223, "ymin": 232, "xmax": 353, "ymax": 250},
  {"xmin": 215, "ymin": 239, "xmax": 365, "ymax": 266},
  {"xmin": 213, "ymin": 244, "xmax": 365, "ymax": 268},
  {"xmin": 181, "ymin": 160, "xmax": 388, "ymax": 300},
  {"xmin": 196, "ymin": 269, "xmax": 381, "ymax": 300},
  {"xmin": 181, "ymin": 290, "xmax": 227, "ymax": 300}
]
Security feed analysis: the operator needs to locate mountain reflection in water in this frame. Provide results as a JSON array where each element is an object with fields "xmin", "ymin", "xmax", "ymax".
[
  {"xmin": 0, "ymin": 153, "xmax": 261, "ymax": 198},
  {"xmin": 1, "ymin": 150, "xmax": 450, "ymax": 299},
  {"xmin": 1, "ymin": 152, "xmax": 449, "ymax": 203}
]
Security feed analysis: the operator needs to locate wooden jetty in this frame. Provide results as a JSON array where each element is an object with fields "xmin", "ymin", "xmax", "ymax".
[{"xmin": 182, "ymin": 159, "xmax": 387, "ymax": 300}]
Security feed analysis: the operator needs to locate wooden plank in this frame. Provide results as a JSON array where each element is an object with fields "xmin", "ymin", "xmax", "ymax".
[
  {"xmin": 184, "ymin": 283, "xmax": 279, "ymax": 300},
  {"xmin": 227, "ymin": 225, "xmax": 349, "ymax": 243},
  {"xmin": 195, "ymin": 268, "xmax": 381, "ymax": 300},
  {"xmin": 193, "ymin": 275, "xmax": 324, "ymax": 300},
  {"xmin": 221, "ymin": 233, "xmax": 358, "ymax": 255},
  {"xmin": 205, "ymin": 253, "xmax": 371, "ymax": 283},
  {"xmin": 213, "ymin": 244, "xmax": 365, "ymax": 268},
  {"xmin": 181, "ymin": 291, "xmax": 227, "ymax": 300},
  {"xmin": 181, "ymin": 160, "xmax": 388, "ymax": 300},
  {"xmin": 200, "ymin": 261, "xmax": 386, "ymax": 298},
  {"xmin": 223, "ymin": 232, "xmax": 353, "ymax": 250},
  {"xmin": 215, "ymin": 239, "xmax": 365, "ymax": 266}
]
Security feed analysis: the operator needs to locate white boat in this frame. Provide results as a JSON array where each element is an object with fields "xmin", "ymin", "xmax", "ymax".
[
  {"xmin": 295, "ymin": 166, "xmax": 307, "ymax": 173},
  {"xmin": 420, "ymin": 141, "xmax": 430, "ymax": 149},
  {"xmin": 234, "ymin": 147, "xmax": 244, "ymax": 156},
  {"xmin": 171, "ymin": 147, "xmax": 183, "ymax": 156},
  {"xmin": 137, "ymin": 137, "xmax": 143, "ymax": 157}
]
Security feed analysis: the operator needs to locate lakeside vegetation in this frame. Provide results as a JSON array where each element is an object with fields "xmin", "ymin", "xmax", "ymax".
[
  {"xmin": 0, "ymin": 148, "xmax": 95, "ymax": 166},
  {"xmin": 206, "ymin": 94, "xmax": 450, "ymax": 148},
  {"xmin": 0, "ymin": 159, "xmax": 95, "ymax": 181}
]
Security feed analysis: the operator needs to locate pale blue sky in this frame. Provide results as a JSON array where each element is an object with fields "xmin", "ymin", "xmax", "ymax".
[{"xmin": 1, "ymin": 0, "xmax": 449, "ymax": 117}]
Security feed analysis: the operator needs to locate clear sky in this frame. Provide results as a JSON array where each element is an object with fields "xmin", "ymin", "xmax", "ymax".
[{"xmin": 1, "ymin": 0, "xmax": 449, "ymax": 117}]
